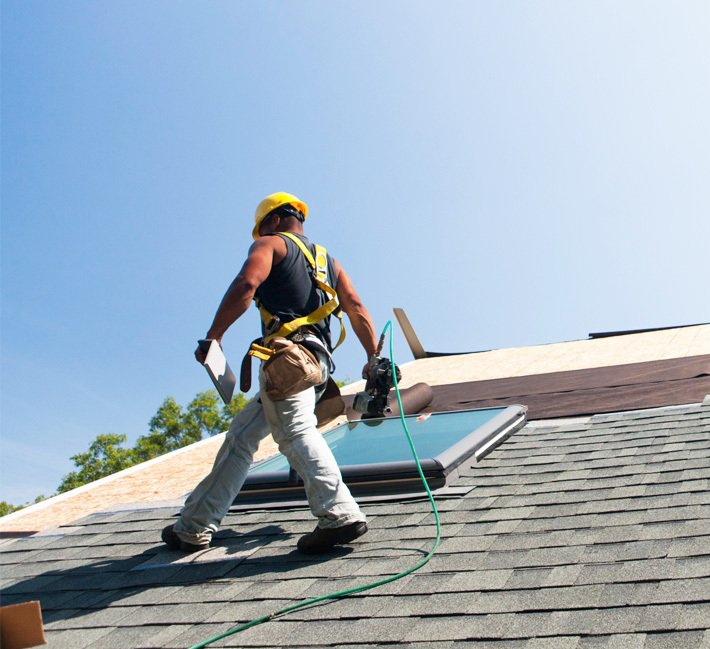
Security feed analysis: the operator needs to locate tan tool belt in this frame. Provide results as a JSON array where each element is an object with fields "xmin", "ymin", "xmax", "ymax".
[
  {"xmin": 244, "ymin": 337, "xmax": 323, "ymax": 401},
  {"xmin": 240, "ymin": 335, "xmax": 346, "ymax": 425}
]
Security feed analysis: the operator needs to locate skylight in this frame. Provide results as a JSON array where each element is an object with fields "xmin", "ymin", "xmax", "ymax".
[{"xmin": 236, "ymin": 405, "xmax": 527, "ymax": 503}]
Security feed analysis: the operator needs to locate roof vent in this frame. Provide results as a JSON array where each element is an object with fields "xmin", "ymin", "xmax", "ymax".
[{"xmin": 393, "ymin": 308, "xmax": 482, "ymax": 359}]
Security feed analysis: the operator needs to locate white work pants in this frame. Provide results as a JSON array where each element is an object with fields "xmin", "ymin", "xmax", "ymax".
[{"xmin": 174, "ymin": 365, "xmax": 364, "ymax": 546}]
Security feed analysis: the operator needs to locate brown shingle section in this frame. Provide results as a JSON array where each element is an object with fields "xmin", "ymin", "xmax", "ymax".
[
  {"xmin": 0, "ymin": 433, "xmax": 280, "ymax": 536},
  {"xmin": 422, "ymin": 355, "xmax": 710, "ymax": 419}
]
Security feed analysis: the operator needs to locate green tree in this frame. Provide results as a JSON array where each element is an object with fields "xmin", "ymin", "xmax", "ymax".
[
  {"xmin": 132, "ymin": 396, "xmax": 188, "ymax": 462},
  {"xmin": 0, "ymin": 495, "xmax": 51, "ymax": 517},
  {"xmin": 132, "ymin": 391, "xmax": 241, "ymax": 462},
  {"xmin": 0, "ymin": 501, "xmax": 23, "ymax": 517},
  {"xmin": 222, "ymin": 391, "xmax": 248, "ymax": 421},
  {"xmin": 57, "ymin": 390, "xmax": 248, "ymax": 492},
  {"xmin": 182, "ymin": 391, "xmax": 231, "ymax": 439},
  {"xmin": 57, "ymin": 433, "xmax": 135, "ymax": 493}
]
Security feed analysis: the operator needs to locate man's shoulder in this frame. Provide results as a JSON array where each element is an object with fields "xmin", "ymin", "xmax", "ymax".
[
  {"xmin": 253, "ymin": 234, "xmax": 288, "ymax": 249},
  {"xmin": 261, "ymin": 230, "xmax": 338, "ymax": 263},
  {"xmin": 248, "ymin": 234, "xmax": 288, "ymax": 266}
]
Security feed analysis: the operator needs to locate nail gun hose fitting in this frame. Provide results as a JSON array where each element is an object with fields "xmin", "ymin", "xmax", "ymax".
[{"xmin": 190, "ymin": 320, "xmax": 441, "ymax": 649}]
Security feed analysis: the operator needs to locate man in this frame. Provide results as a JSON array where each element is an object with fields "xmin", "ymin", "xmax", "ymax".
[{"xmin": 161, "ymin": 192, "xmax": 379, "ymax": 554}]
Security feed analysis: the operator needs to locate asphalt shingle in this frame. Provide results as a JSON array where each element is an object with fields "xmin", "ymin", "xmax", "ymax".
[{"xmin": 2, "ymin": 403, "xmax": 709, "ymax": 648}]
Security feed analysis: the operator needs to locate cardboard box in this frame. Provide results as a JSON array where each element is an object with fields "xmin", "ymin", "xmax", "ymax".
[{"xmin": 0, "ymin": 600, "xmax": 47, "ymax": 648}]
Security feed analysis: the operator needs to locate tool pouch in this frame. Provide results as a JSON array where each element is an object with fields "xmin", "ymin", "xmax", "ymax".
[
  {"xmin": 314, "ymin": 377, "xmax": 346, "ymax": 427},
  {"xmin": 259, "ymin": 337, "xmax": 323, "ymax": 401}
]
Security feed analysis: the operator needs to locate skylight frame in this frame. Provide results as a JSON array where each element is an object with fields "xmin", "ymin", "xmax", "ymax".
[{"xmin": 234, "ymin": 404, "xmax": 527, "ymax": 503}]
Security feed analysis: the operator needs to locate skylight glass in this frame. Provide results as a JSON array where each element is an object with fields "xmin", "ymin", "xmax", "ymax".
[{"xmin": 237, "ymin": 405, "xmax": 526, "ymax": 502}]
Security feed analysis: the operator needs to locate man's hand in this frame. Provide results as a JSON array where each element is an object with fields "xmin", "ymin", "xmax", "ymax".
[
  {"xmin": 195, "ymin": 338, "xmax": 221, "ymax": 365},
  {"xmin": 361, "ymin": 355, "xmax": 380, "ymax": 380},
  {"xmin": 195, "ymin": 344, "xmax": 207, "ymax": 364}
]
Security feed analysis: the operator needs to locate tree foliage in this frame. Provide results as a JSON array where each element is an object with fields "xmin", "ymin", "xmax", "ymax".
[
  {"xmin": 0, "ymin": 495, "xmax": 50, "ymax": 517},
  {"xmin": 58, "ymin": 433, "xmax": 134, "ymax": 493},
  {"xmin": 56, "ymin": 390, "xmax": 248, "ymax": 493},
  {"xmin": 0, "ymin": 501, "xmax": 23, "ymax": 517}
]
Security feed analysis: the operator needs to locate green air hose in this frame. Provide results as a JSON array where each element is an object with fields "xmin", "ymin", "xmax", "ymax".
[{"xmin": 189, "ymin": 320, "xmax": 441, "ymax": 649}]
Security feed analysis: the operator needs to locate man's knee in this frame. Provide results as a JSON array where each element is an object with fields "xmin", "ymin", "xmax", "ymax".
[{"xmin": 226, "ymin": 400, "xmax": 269, "ymax": 444}]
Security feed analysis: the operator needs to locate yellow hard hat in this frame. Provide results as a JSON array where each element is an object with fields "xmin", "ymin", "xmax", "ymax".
[{"xmin": 252, "ymin": 192, "xmax": 309, "ymax": 240}]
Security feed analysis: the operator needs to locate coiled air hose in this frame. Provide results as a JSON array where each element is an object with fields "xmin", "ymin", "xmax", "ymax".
[{"xmin": 190, "ymin": 320, "xmax": 441, "ymax": 649}]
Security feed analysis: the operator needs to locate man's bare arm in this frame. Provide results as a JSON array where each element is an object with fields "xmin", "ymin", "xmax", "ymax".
[
  {"xmin": 334, "ymin": 260, "xmax": 378, "ymax": 362},
  {"xmin": 203, "ymin": 238, "xmax": 279, "ymax": 345}
]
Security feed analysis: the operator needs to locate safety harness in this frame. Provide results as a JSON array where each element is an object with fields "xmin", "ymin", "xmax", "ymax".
[{"xmin": 241, "ymin": 232, "xmax": 346, "ymax": 388}]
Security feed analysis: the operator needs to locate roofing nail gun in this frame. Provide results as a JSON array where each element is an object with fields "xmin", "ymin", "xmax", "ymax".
[{"xmin": 352, "ymin": 333, "xmax": 402, "ymax": 419}]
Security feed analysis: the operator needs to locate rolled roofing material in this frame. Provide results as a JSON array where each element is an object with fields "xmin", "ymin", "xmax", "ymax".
[
  {"xmin": 390, "ymin": 382, "xmax": 434, "ymax": 417},
  {"xmin": 344, "ymin": 382, "xmax": 433, "ymax": 420}
]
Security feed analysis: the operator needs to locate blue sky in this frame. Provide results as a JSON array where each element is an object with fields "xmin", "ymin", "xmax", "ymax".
[{"xmin": 2, "ymin": 1, "xmax": 709, "ymax": 505}]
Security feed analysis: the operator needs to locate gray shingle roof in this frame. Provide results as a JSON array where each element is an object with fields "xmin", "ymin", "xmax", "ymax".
[{"xmin": 2, "ymin": 403, "xmax": 709, "ymax": 648}]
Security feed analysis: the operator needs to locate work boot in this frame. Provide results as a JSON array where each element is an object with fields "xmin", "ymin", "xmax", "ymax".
[
  {"xmin": 297, "ymin": 521, "xmax": 368, "ymax": 554},
  {"xmin": 161, "ymin": 524, "xmax": 210, "ymax": 553}
]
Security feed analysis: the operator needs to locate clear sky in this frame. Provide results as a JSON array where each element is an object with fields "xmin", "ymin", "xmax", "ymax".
[{"xmin": 2, "ymin": 1, "xmax": 709, "ymax": 505}]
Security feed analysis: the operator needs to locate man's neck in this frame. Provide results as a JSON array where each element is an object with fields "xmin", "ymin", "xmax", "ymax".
[{"xmin": 275, "ymin": 224, "xmax": 304, "ymax": 236}]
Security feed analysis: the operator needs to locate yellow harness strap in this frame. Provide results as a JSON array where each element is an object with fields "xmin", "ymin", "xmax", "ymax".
[{"xmin": 251, "ymin": 232, "xmax": 346, "ymax": 354}]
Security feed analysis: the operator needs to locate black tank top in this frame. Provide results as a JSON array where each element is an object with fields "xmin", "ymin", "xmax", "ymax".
[{"xmin": 255, "ymin": 233, "xmax": 338, "ymax": 351}]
